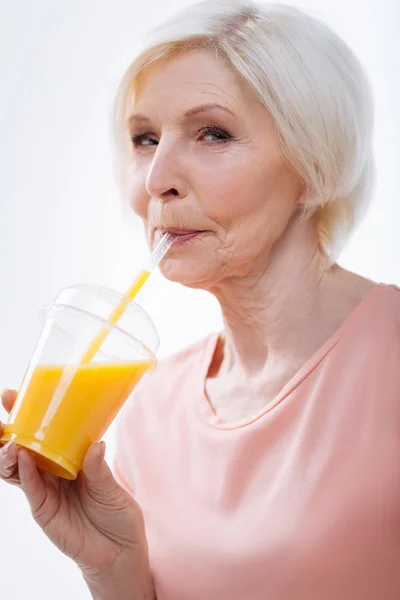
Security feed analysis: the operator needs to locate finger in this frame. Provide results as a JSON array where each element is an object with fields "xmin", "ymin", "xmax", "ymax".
[
  {"xmin": 0, "ymin": 420, "xmax": 6, "ymax": 447},
  {"xmin": 17, "ymin": 449, "xmax": 47, "ymax": 516},
  {"xmin": 0, "ymin": 441, "xmax": 19, "ymax": 480},
  {"xmin": 82, "ymin": 442, "xmax": 125, "ymax": 503},
  {"xmin": 1, "ymin": 389, "xmax": 17, "ymax": 414}
]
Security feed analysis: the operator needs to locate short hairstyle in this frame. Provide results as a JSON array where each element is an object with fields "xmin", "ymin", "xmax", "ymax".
[{"xmin": 111, "ymin": 0, "xmax": 376, "ymax": 264}]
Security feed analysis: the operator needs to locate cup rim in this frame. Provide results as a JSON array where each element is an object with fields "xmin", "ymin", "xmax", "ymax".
[
  {"xmin": 63, "ymin": 282, "xmax": 152, "ymax": 313},
  {"xmin": 39, "ymin": 302, "xmax": 158, "ymax": 368},
  {"xmin": 50, "ymin": 282, "xmax": 160, "ymax": 354}
]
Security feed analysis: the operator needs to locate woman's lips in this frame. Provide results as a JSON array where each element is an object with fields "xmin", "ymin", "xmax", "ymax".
[{"xmin": 158, "ymin": 229, "xmax": 204, "ymax": 245}]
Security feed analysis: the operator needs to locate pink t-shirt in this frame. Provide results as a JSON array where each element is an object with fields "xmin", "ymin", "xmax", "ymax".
[{"xmin": 113, "ymin": 282, "xmax": 400, "ymax": 600}]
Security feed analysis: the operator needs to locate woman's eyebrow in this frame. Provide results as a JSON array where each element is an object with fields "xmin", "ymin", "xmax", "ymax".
[{"xmin": 127, "ymin": 103, "xmax": 236, "ymax": 126}]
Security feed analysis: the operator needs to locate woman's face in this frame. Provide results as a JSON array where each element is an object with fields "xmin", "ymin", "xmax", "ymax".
[{"xmin": 126, "ymin": 49, "xmax": 304, "ymax": 288}]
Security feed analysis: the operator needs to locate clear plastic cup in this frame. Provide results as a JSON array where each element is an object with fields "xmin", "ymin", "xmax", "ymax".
[{"xmin": 0, "ymin": 284, "xmax": 159, "ymax": 480}]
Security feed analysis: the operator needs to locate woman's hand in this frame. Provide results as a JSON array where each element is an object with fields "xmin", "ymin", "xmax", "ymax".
[{"xmin": 0, "ymin": 389, "xmax": 155, "ymax": 598}]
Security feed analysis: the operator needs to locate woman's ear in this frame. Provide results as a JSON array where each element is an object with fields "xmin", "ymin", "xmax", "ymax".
[{"xmin": 295, "ymin": 180, "xmax": 310, "ymax": 215}]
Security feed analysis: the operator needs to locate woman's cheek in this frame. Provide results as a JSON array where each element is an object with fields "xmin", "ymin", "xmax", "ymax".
[
  {"xmin": 202, "ymin": 152, "xmax": 258, "ymax": 215},
  {"xmin": 126, "ymin": 172, "xmax": 150, "ymax": 218},
  {"xmin": 200, "ymin": 178, "xmax": 252, "ymax": 223}
]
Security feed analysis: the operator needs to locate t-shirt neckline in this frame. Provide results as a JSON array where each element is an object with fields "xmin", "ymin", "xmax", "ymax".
[{"xmin": 196, "ymin": 282, "xmax": 390, "ymax": 430}]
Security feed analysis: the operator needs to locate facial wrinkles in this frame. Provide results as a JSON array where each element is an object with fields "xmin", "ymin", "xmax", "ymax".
[
  {"xmin": 132, "ymin": 84, "xmax": 251, "ymax": 234},
  {"xmin": 127, "ymin": 51, "xmax": 303, "ymax": 294}
]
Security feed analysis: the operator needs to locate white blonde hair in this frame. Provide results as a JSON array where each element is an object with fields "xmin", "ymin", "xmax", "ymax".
[{"xmin": 111, "ymin": 0, "xmax": 376, "ymax": 264}]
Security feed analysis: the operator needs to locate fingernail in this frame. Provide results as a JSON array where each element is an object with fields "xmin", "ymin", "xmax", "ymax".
[
  {"xmin": 4, "ymin": 441, "xmax": 16, "ymax": 455},
  {"xmin": 99, "ymin": 441, "xmax": 106, "ymax": 460},
  {"xmin": 2, "ymin": 442, "xmax": 17, "ymax": 462}
]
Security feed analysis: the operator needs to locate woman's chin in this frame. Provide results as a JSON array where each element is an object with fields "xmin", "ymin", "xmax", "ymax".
[{"xmin": 159, "ymin": 258, "xmax": 211, "ymax": 288}]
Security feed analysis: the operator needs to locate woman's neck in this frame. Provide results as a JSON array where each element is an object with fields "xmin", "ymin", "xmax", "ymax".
[{"xmin": 207, "ymin": 214, "xmax": 374, "ymax": 382}]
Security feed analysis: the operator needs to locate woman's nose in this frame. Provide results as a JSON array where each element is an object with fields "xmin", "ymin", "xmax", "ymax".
[{"xmin": 145, "ymin": 141, "xmax": 188, "ymax": 203}]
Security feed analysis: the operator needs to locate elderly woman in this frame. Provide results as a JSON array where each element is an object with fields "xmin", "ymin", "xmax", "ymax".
[{"xmin": 1, "ymin": 1, "xmax": 399, "ymax": 599}]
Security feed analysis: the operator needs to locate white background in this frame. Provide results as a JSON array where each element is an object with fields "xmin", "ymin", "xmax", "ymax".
[{"xmin": 0, "ymin": 1, "xmax": 398, "ymax": 598}]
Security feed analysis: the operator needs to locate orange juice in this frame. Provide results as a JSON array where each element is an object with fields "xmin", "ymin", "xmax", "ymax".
[{"xmin": 1, "ymin": 360, "xmax": 152, "ymax": 479}]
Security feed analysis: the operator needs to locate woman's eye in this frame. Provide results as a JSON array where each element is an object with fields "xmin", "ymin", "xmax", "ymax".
[
  {"xmin": 131, "ymin": 134, "xmax": 158, "ymax": 148},
  {"xmin": 130, "ymin": 125, "xmax": 232, "ymax": 148},
  {"xmin": 198, "ymin": 125, "xmax": 232, "ymax": 143}
]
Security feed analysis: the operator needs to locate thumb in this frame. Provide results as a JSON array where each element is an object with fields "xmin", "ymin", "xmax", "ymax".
[{"xmin": 81, "ymin": 442, "xmax": 122, "ymax": 503}]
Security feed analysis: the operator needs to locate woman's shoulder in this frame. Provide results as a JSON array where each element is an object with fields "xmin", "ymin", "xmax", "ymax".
[
  {"xmin": 154, "ymin": 331, "xmax": 217, "ymax": 380},
  {"xmin": 113, "ymin": 334, "xmax": 218, "ymax": 493},
  {"xmin": 376, "ymin": 283, "xmax": 400, "ymax": 320},
  {"xmin": 113, "ymin": 333, "xmax": 217, "ymax": 454},
  {"xmin": 354, "ymin": 282, "xmax": 400, "ymax": 336},
  {"xmin": 384, "ymin": 282, "xmax": 400, "ymax": 297},
  {"xmin": 352, "ymin": 282, "xmax": 400, "ymax": 357},
  {"xmin": 125, "ymin": 331, "xmax": 217, "ymax": 407},
  {"xmin": 159, "ymin": 332, "xmax": 217, "ymax": 369}
]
